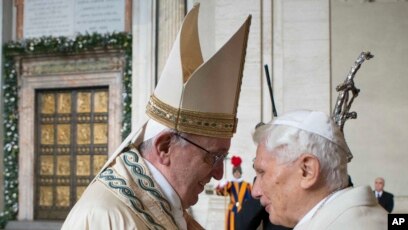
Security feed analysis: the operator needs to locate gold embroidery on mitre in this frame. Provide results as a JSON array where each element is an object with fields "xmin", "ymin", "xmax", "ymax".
[{"xmin": 146, "ymin": 95, "xmax": 237, "ymax": 138}]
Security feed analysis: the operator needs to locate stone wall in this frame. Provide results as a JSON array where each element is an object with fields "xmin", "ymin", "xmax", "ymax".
[{"xmin": 331, "ymin": 0, "xmax": 408, "ymax": 202}]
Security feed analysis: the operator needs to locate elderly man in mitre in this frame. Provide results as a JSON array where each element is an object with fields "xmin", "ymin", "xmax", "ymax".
[{"xmin": 62, "ymin": 4, "xmax": 251, "ymax": 230}]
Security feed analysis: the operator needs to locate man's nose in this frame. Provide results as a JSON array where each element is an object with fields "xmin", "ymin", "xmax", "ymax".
[
  {"xmin": 251, "ymin": 178, "xmax": 262, "ymax": 199},
  {"xmin": 211, "ymin": 161, "xmax": 224, "ymax": 180}
]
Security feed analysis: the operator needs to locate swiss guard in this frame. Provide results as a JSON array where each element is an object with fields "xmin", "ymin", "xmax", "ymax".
[{"xmin": 216, "ymin": 156, "xmax": 252, "ymax": 230}]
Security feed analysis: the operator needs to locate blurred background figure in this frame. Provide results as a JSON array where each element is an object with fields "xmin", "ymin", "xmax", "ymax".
[
  {"xmin": 216, "ymin": 156, "xmax": 252, "ymax": 230},
  {"xmin": 373, "ymin": 177, "xmax": 394, "ymax": 213}
]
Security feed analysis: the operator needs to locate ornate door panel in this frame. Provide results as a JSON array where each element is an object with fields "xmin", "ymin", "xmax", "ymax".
[{"xmin": 34, "ymin": 88, "xmax": 109, "ymax": 219}]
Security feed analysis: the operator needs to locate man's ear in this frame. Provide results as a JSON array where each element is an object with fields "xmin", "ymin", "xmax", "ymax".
[
  {"xmin": 298, "ymin": 153, "xmax": 320, "ymax": 189},
  {"xmin": 153, "ymin": 132, "xmax": 173, "ymax": 166}
]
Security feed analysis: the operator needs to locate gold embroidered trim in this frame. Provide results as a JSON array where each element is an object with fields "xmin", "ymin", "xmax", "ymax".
[{"xmin": 146, "ymin": 95, "xmax": 237, "ymax": 138}]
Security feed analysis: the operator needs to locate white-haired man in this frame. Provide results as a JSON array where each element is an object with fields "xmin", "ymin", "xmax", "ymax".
[
  {"xmin": 374, "ymin": 177, "xmax": 394, "ymax": 213},
  {"xmin": 252, "ymin": 110, "xmax": 387, "ymax": 230}
]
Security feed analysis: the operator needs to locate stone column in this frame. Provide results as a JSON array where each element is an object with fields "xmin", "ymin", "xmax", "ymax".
[
  {"xmin": 14, "ymin": 0, "xmax": 23, "ymax": 39},
  {"xmin": 132, "ymin": 0, "xmax": 157, "ymax": 128},
  {"xmin": 156, "ymin": 0, "xmax": 185, "ymax": 78}
]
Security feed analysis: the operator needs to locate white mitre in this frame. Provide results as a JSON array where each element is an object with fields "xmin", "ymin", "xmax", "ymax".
[
  {"xmin": 101, "ymin": 4, "xmax": 251, "ymax": 169},
  {"xmin": 146, "ymin": 4, "xmax": 251, "ymax": 139}
]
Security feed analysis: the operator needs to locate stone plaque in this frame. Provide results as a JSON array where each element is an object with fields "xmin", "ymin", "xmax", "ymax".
[
  {"xmin": 23, "ymin": 0, "xmax": 74, "ymax": 38},
  {"xmin": 23, "ymin": 0, "xmax": 125, "ymax": 38},
  {"xmin": 75, "ymin": 0, "xmax": 125, "ymax": 34}
]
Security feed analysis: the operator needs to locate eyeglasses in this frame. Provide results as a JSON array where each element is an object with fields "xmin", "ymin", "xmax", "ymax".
[{"xmin": 174, "ymin": 133, "xmax": 227, "ymax": 167}]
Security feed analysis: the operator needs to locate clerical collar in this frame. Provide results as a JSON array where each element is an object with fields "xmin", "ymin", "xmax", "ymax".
[
  {"xmin": 144, "ymin": 160, "xmax": 187, "ymax": 230},
  {"xmin": 295, "ymin": 188, "xmax": 349, "ymax": 228}
]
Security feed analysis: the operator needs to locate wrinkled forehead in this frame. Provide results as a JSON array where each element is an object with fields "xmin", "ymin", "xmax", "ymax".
[{"xmin": 254, "ymin": 143, "xmax": 283, "ymax": 168}]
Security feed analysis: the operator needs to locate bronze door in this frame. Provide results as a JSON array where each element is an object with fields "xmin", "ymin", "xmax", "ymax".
[{"xmin": 34, "ymin": 88, "xmax": 109, "ymax": 220}]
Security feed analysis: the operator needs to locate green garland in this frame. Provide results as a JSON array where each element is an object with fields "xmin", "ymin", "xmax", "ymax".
[{"xmin": 0, "ymin": 32, "xmax": 132, "ymax": 228}]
